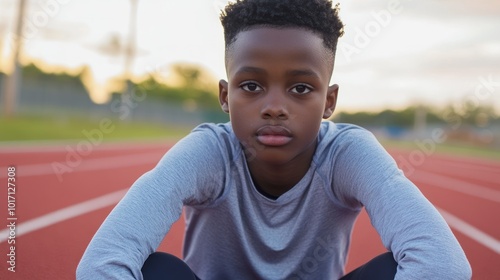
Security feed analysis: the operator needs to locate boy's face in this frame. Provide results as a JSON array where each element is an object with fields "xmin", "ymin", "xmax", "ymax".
[{"xmin": 219, "ymin": 27, "xmax": 338, "ymax": 166}]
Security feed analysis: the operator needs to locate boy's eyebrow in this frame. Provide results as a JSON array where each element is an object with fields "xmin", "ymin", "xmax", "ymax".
[
  {"xmin": 234, "ymin": 66, "xmax": 266, "ymax": 75},
  {"xmin": 234, "ymin": 67, "xmax": 320, "ymax": 78},
  {"xmin": 286, "ymin": 69, "xmax": 320, "ymax": 78}
]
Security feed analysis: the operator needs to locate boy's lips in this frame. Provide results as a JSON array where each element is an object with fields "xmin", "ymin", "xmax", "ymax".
[{"xmin": 255, "ymin": 125, "xmax": 292, "ymax": 146}]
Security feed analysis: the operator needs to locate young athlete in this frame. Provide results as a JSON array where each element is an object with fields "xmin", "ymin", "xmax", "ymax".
[{"xmin": 77, "ymin": 0, "xmax": 472, "ymax": 279}]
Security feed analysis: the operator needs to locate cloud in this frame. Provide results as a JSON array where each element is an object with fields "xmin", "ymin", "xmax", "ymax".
[{"xmin": 347, "ymin": 0, "xmax": 500, "ymax": 19}]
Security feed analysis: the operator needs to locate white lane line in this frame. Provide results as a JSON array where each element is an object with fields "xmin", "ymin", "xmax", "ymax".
[
  {"xmin": 427, "ymin": 160, "xmax": 500, "ymax": 174},
  {"xmin": 0, "ymin": 189, "xmax": 127, "ymax": 243},
  {"xmin": 412, "ymin": 170, "xmax": 500, "ymax": 203},
  {"xmin": 0, "ymin": 152, "xmax": 162, "ymax": 178},
  {"xmin": 417, "ymin": 164, "xmax": 500, "ymax": 186},
  {"xmin": 438, "ymin": 207, "xmax": 500, "ymax": 255}
]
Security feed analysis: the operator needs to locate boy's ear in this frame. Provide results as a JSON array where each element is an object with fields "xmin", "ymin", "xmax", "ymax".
[
  {"xmin": 323, "ymin": 84, "xmax": 339, "ymax": 119},
  {"xmin": 219, "ymin": 79, "xmax": 229, "ymax": 113}
]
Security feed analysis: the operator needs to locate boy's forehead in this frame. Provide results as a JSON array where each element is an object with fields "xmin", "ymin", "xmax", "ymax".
[
  {"xmin": 228, "ymin": 26, "xmax": 330, "ymax": 56},
  {"xmin": 225, "ymin": 27, "xmax": 334, "ymax": 75}
]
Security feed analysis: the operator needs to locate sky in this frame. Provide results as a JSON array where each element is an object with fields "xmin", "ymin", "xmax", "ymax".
[{"xmin": 0, "ymin": 0, "xmax": 499, "ymax": 112}]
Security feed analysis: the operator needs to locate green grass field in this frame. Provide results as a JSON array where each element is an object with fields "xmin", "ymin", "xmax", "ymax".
[{"xmin": 0, "ymin": 115, "xmax": 192, "ymax": 143}]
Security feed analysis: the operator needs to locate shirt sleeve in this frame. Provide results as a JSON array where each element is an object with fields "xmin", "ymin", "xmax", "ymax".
[
  {"xmin": 331, "ymin": 126, "xmax": 472, "ymax": 280},
  {"xmin": 76, "ymin": 127, "xmax": 226, "ymax": 279}
]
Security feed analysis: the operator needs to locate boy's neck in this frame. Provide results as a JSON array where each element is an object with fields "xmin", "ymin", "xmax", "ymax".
[{"xmin": 247, "ymin": 145, "xmax": 316, "ymax": 198}]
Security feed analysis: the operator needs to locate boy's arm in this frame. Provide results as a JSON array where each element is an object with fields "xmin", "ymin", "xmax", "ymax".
[
  {"xmin": 332, "ymin": 127, "xmax": 472, "ymax": 280},
  {"xmin": 76, "ymin": 128, "xmax": 225, "ymax": 279}
]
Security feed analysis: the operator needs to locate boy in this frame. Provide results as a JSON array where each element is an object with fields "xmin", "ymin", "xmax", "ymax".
[{"xmin": 77, "ymin": 0, "xmax": 472, "ymax": 279}]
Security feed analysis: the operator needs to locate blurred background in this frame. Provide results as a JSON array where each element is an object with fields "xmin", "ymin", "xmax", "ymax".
[{"xmin": 0, "ymin": 0, "xmax": 498, "ymax": 150}]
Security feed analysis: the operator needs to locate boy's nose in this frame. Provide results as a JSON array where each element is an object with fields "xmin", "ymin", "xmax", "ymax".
[{"xmin": 260, "ymin": 90, "xmax": 288, "ymax": 120}]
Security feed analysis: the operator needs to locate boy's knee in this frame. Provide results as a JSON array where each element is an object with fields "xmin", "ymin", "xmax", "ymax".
[
  {"xmin": 342, "ymin": 252, "xmax": 397, "ymax": 280},
  {"xmin": 142, "ymin": 252, "xmax": 197, "ymax": 280}
]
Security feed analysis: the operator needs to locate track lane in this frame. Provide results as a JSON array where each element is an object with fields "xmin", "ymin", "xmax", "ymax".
[
  {"xmin": 1, "ymin": 164, "xmax": 152, "ymax": 222},
  {"xmin": 414, "ymin": 162, "xmax": 499, "ymax": 190},
  {"xmin": 409, "ymin": 176, "xmax": 500, "ymax": 241},
  {"xmin": 0, "ymin": 141, "xmax": 173, "ymax": 168},
  {"xmin": 0, "ymin": 206, "xmax": 116, "ymax": 280},
  {"xmin": 450, "ymin": 230, "xmax": 500, "ymax": 280}
]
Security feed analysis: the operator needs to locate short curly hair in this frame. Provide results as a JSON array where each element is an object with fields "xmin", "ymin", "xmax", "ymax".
[{"xmin": 220, "ymin": 0, "xmax": 344, "ymax": 57}]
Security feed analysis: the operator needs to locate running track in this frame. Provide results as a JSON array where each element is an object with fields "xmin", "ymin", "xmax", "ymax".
[{"xmin": 0, "ymin": 140, "xmax": 498, "ymax": 279}]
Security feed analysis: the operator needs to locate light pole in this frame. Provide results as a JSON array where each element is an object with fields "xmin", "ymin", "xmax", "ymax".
[
  {"xmin": 120, "ymin": 0, "xmax": 138, "ymax": 121},
  {"xmin": 2, "ymin": 0, "xmax": 28, "ymax": 118}
]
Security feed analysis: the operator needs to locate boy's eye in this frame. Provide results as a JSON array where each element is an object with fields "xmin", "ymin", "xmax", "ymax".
[
  {"xmin": 240, "ymin": 82, "xmax": 263, "ymax": 92},
  {"xmin": 290, "ymin": 84, "xmax": 312, "ymax": 95}
]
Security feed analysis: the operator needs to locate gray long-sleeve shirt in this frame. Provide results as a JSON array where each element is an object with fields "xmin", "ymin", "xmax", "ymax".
[{"xmin": 77, "ymin": 122, "xmax": 471, "ymax": 279}]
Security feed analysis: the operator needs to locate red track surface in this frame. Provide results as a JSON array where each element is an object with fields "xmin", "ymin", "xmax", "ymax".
[{"xmin": 0, "ymin": 141, "xmax": 498, "ymax": 279}]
